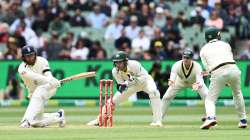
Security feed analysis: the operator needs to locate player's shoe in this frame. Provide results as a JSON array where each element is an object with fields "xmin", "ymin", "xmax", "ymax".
[
  {"xmin": 238, "ymin": 119, "xmax": 247, "ymax": 128},
  {"xmin": 58, "ymin": 109, "xmax": 66, "ymax": 128},
  {"xmin": 20, "ymin": 119, "xmax": 31, "ymax": 128},
  {"xmin": 150, "ymin": 121, "xmax": 163, "ymax": 127},
  {"xmin": 86, "ymin": 119, "xmax": 99, "ymax": 126},
  {"xmin": 200, "ymin": 116, "xmax": 217, "ymax": 129}
]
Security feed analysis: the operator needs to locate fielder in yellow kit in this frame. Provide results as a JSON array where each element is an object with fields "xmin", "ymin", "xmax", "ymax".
[
  {"xmin": 161, "ymin": 49, "xmax": 208, "ymax": 120},
  {"xmin": 19, "ymin": 46, "xmax": 65, "ymax": 128},
  {"xmin": 87, "ymin": 51, "xmax": 162, "ymax": 127},
  {"xmin": 200, "ymin": 27, "xmax": 247, "ymax": 129}
]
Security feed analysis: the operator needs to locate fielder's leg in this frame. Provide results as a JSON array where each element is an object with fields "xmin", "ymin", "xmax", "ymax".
[
  {"xmin": 197, "ymin": 83, "xmax": 208, "ymax": 100},
  {"xmin": 143, "ymin": 79, "xmax": 162, "ymax": 126},
  {"xmin": 228, "ymin": 69, "xmax": 247, "ymax": 128},
  {"xmin": 197, "ymin": 83, "xmax": 208, "ymax": 122},
  {"xmin": 200, "ymin": 72, "xmax": 226, "ymax": 129},
  {"xmin": 161, "ymin": 86, "xmax": 182, "ymax": 120}
]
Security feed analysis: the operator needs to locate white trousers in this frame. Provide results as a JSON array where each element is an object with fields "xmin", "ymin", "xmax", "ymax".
[
  {"xmin": 102, "ymin": 78, "xmax": 162, "ymax": 123},
  {"xmin": 205, "ymin": 64, "xmax": 247, "ymax": 120},
  {"xmin": 161, "ymin": 82, "xmax": 208, "ymax": 119},
  {"xmin": 21, "ymin": 84, "xmax": 61, "ymax": 127}
]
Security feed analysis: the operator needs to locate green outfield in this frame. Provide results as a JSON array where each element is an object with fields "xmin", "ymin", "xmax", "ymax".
[{"xmin": 0, "ymin": 106, "xmax": 249, "ymax": 140}]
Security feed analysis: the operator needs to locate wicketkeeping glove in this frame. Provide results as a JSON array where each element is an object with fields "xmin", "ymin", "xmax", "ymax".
[{"xmin": 117, "ymin": 84, "xmax": 128, "ymax": 93}]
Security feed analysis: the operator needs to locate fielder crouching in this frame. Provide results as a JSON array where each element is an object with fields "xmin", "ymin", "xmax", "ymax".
[
  {"xmin": 87, "ymin": 51, "xmax": 162, "ymax": 127},
  {"xmin": 161, "ymin": 49, "xmax": 208, "ymax": 121},
  {"xmin": 19, "ymin": 46, "xmax": 65, "ymax": 128}
]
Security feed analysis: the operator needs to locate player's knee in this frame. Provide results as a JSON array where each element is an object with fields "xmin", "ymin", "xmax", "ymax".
[
  {"xmin": 148, "ymin": 90, "xmax": 160, "ymax": 99},
  {"xmin": 162, "ymin": 91, "xmax": 174, "ymax": 100},
  {"xmin": 32, "ymin": 86, "xmax": 48, "ymax": 99},
  {"xmin": 162, "ymin": 95, "xmax": 171, "ymax": 101}
]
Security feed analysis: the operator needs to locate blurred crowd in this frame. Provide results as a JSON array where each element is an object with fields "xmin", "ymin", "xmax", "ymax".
[{"xmin": 0, "ymin": 0, "xmax": 250, "ymax": 61}]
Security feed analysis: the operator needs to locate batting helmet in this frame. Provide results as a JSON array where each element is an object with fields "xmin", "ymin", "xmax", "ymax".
[
  {"xmin": 112, "ymin": 51, "xmax": 128, "ymax": 62},
  {"xmin": 205, "ymin": 27, "xmax": 221, "ymax": 42},
  {"xmin": 182, "ymin": 49, "xmax": 193, "ymax": 59},
  {"xmin": 21, "ymin": 45, "xmax": 36, "ymax": 57},
  {"xmin": 21, "ymin": 45, "xmax": 37, "ymax": 63}
]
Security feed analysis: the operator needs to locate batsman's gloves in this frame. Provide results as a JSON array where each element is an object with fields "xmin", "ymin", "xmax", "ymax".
[
  {"xmin": 48, "ymin": 77, "xmax": 61, "ymax": 88},
  {"xmin": 117, "ymin": 84, "xmax": 128, "ymax": 93}
]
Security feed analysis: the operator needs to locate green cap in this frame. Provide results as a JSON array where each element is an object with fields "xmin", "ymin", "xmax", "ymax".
[
  {"xmin": 205, "ymin": 27, "xmax": 221, "ymax": 42},
  {"xmin": 112, "ymin": 51, "xmax": 128, "ymax": 62}
]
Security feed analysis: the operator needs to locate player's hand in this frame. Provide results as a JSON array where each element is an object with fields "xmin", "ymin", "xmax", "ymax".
[
  {"xmin": 201, "ymin": 71, "xmax": 209, "ymax": 77},
  {"xmin": 225, "ymin": 83, "xmax": 230, "ymax": 87},
  {"xmin": 117, "ymin": 84, "xmax": 128, "ymax": 93},
  {"xmin": 48, "ymin": 77, "xmax": 61, "ymax": 88},
  {"xmin": 192, "ymin": 82, "xmax": 202, "ymax": 91},
  {"xmin": 168, "ymin": 80, "xmax": 174, "ymax": 87}
]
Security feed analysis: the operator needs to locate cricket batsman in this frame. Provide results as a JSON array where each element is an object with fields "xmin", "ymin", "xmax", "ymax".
[
  {"xmin": 200, "ymin": 27, "xmax": 247, "ymax": 129},
  {"xmin": 18, "ymin": 45, "xmax": 65, "ymax": 128},
  {"xmin": 161, "ymin": 49, "xmax": 208, "ymax": 120},
  {"xmin": 87, "ymin": 51, "xmax": 162, "ymax": 127}
]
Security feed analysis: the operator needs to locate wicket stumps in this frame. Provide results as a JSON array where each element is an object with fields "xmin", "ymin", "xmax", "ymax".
[{"xmin": 99, "ymin": 79, "xmax": 113, "ymax": 127}]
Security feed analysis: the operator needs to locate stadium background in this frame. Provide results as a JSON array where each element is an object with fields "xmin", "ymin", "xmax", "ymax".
[
  {"xmin": 0, "ymin": 1, "xmax": 250, "ymax": 139},
  {"xmin": 0, "ymin": 0, "xmax": 250, "ymax": 105}
]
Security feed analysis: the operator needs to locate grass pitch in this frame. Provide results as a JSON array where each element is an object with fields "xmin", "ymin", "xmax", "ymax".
[{"xmin": 0, "ymin": 106, "xmax": 249, "ymax": 140}]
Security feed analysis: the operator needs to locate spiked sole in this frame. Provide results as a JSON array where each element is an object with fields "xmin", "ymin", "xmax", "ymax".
[{"xmin": 201, "ymin": 121, "xmax": 217, "ymax": 129}]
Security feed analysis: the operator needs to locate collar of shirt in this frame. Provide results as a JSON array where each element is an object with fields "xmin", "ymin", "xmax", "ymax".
[{"xmin": 208, "ymin": 39, "xmax": 218, "ymax": 43}]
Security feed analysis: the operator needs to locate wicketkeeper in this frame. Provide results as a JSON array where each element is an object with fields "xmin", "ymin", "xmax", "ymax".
[{"xmin": 87, "ymin": 51, "xmax": 162, "ymax": 127}]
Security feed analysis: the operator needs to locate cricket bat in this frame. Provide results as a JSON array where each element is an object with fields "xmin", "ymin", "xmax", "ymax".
[{"xmin": 60, "ymin": 71, "xmax": 96, "ymax": 84}]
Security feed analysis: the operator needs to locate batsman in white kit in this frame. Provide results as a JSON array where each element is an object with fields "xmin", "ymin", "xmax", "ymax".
[
  {"xmin": 200, "ymin": 27, "xmax": 247, "ymax": 129},
  {"xmin": 161, "ymin": 49, "xmax": 208, "ymax": 120},
  {"xmin": 18, "ymin": 46, "xmax": 65, "ymax": 128},
  {"xmin": 87, "ymin": 51, "xmax": 162, "ymax": 126}
]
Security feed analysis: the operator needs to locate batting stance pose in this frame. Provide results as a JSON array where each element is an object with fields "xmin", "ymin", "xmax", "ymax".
[
  {"xmin": 161, "ymin": 49, "xmax": 208, "ymax": 119},
  {"xmin": 87, "ymin": 51, "xmax": 162, "ymax": 126},
  {"xmin": 19, "ymin": 46, "xmax": 65, "ymax": 128},
  {"xmin": 200, "ymin": 27, "xmax": 247, "ymax": 129}
]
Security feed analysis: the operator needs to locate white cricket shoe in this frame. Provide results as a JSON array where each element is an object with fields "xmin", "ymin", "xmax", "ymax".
[
  {"xmin": 86, "ymin": 119, "xmax": 99, "ymax": 126},
  {"xmin": 200, "ymin": 117, "xmax": 217, "ymax": 129},
  {"xmin": 238, "ymin": 119, "xmax": 247, "ymax": 128},
  {"xmin": 20, "ymin": 119, "xmax": 31, "ymax": 128},
  {"xmin": 150, "ymin": 121, "xmax": 163, "ymax": 127},
  {"xmin": 58, "ymin": 109, "xmax": 66, "ymax": 128}
]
